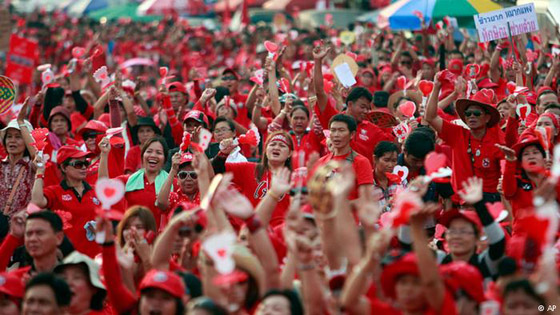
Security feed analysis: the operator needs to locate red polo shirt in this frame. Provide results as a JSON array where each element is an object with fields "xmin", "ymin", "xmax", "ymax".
[
  {"xmin": 44, "ymin": 181, "xmax": 101, "ymax": 258},
  {"xmin": 314, "ymin": 99, "xmax": 394, "ymax": 166},
  {"xmin": 231, "ymin": 93, "xmax": 251, "ymax": 129},
  {"xmin": 312, "ymin": 151, "xmax": 374, "ymax": 200},
  {"xmin": 226, "ymin": 162, "xmax": 290, "ymax": 227},
  {"xmin": 116, "ymin": 174, "xmax": 162, "ymax": 229},
  {"xmin": 439, "ymin": 120, "xmax": 505, "ymax": 194}
]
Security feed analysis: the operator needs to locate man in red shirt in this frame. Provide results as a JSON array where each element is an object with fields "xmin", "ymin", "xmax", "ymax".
[
  {"xmin": 221, "ymin": 68, "xmax": 251, "ymax": 128},
  {"xmin": 313, "ymin": 44, "xmax": 394, "ymax": 167},
  {"xmin": 425, "ymin": 76, "xmax": 504, "ymax": 203},
  {"xmin": 313, "ymin": 114, "xmax": 374, "ymax": 200}
]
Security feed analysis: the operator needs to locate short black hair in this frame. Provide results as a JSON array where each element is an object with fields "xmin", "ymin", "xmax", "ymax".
[
  {"xmin": 214, "ymin": 86, "xmax": 230, "ymax": 104},
  {"xmin": 503, "ymin": 279, "xmax": 545, "ymax": 306},
  {"xmin": 262, "ymin": 289, "xmax": 304, "ymax": 315},
  {"xmin": 26, "ymin": 273, "xmax": 72, "ymax": 307},
  {"xmin": 329, "ymin": 114, "xmax": 357, "ymax": 133},
  {"xmin": 374, "ymin": 141, "xmax": 399, "ymax": 158},
  {"xmin": 373, "ymin": 91, "xmax": 389, "ymax": 107},
  {"xmin": 346, "ymin": 86, "xmax": 373, "ymax": 105},
  {"xmin": 212, "ymin": 116, "xmax": 235, "ymax": 132},
  {"xmin": 27, "ymin": 211, "xmax": 63, "ymax": 233},
  {"xmin": 544, "ymin": 103, "xmax": 560, "ymax": 112},
  {"xmin": 404, "ymin": 131, "xmax": 434, "ymax": 159}
]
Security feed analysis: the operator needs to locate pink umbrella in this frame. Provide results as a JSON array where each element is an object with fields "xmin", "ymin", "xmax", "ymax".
[{"xmin": 119, "ymin": 58, "xmax": 156, "ymax": 69}]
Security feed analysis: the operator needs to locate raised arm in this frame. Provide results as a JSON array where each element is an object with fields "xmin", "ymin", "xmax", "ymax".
[
  {"xmin": 16, "ymin": 97, "xmax": 37, "ymax": 159},
  {"xmin": 30, "ymin": 155, "xmax": 47, "ymax": 208},
  {"xmin": 424, "ymin": 73, "xmax": 443, "ymax": 133},
  {"xmin": 97, "ymin": 137, "xmax": 111, "ymax": 179},
  {"xmin": 266, "ymin": 58, "xmax": 282, "ymax": 116},
  {"xmin": 312, "ymin": 43, "xmax": 331, "ymax": 113},
  {"xmin": 157, "ymin": 152, "xmax": 179, "ymax": 211}
]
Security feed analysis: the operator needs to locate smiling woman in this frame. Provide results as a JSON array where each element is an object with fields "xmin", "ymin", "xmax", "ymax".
[{"xmin": 98, "ymin": 136, "xmax": 173, "ymax": 229}]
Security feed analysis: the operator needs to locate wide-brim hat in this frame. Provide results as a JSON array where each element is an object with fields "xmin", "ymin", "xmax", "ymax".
[
  {"xmin": 455, "ymin": 90, "xmax": 501, "ymax": 128},
  {"xmin": 136, "ymin": 116, "xmax": 161, "ymax": 135},
  {"xmin": 54, "ymin": 251, "xmax": 106, "ymax": 291},
  {"xmin": 512, "ymin": 134, "xmax": 542, "ymax": 156}
]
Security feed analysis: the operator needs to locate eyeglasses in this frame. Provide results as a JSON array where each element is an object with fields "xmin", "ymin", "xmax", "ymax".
[
  {"xmin": 222, "ymin": 76, "xmax": 237, "ymax": 81},
  {"xmin": 464, "ymin": 110, "xmax": 483, "ymax": 117},
  {"xmin": 67, "ymin": 160, "xmax": 90, "ymax": 169},
  {"xmin": 178, "ymin": 171, "xmax": 198, "ymax": 180},
  {"xmin": 446, "ymin": 229, "xmax": 475, "ymax": 237}
]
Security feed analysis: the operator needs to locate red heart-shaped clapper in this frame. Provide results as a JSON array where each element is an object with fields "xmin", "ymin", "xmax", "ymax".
[
  {"xmin": 397, "ymin": 170, "xmax": 405, "ymax": 178},
  {"xmin": 72, "ymin": 47, "xmax": 86, "ymax": 59},
  {"xmin": 216, "ymin": 248, "xmax": 227, "ymax": 258},
  {"xmin": 532, "ymin": 34, "xmax": 541, "ymax": 45},
  {"xmin": 399, "ymin": 101, "xmax": 416, "ymax": 117},
  {"xmin": 506, "ymin": 81, "xmax": 516, "ymax": 94},
  {"xmin": 180, "ymin": 132, "xmax": 192, "ymax": 151},
  {"xmin": 104, "ymin": 187, "xmax": 116, "ymax": 198},
  {"xmin": 479, "ymin": 89, "xmax": 495, "ymax": 102},
  {"xmin": 238, "ymin": 130, "xmax": 258, "ymax": 146},
  {"xmin": 418, "ymin": 80, "xmax": 434, "ymax": 96},
  {"xmin": 424, "ymin": 152, "xmax": 446, "ymax": 175},
  {"xmin": 31, "ymin": 128, "xmax": 49, "ymax": 151},
  {"xmin": 279, "ymin": 78, "xmax": 290, "ymax": 93},
  {"xmin": 466, "ymin": 64, "xmax": 480, "ymax": 78},
  {"xmin": 264, "ymin": 41, "xmax": 278, "ymax": 54},
  {"xmin": 517, "ymin": 104, "xmax": 530, "ymax": 120},
  {"xmin": 159, "ymin": 67, "xmax": 168, "ymax": 78},
  {"xmin": 396, "ymin": 76, "xmax": 407, "ymax": 90}
]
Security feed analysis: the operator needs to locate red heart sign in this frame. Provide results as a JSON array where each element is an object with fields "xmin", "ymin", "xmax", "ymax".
[
  {"xmin": 506, "ymin": 81, "xmax": 516, "ymax": 94},
  {"xmin": 159, "ymin": 67, "xmax": 168, "ymax": 78},
  {"xmin": 399, "ymin": 101, "xmax": 416, "ymax": 117},
  {"xmin": 418, "ymin": 80, "xmax": 434, "ymax": 96},
  {"xmin": 264, "ymin": 41, "xmax": 278, "ymax": 54},
  {"xmin": 518, "ymin": 105, "xmax": 529, "ymax": 120},
  {"xmin": 104, "ymin": 187, "xmax": 116, "ymax": 198},
  {"xmin": 424, "ymin": 152, "xmax": 447, "ymax": 175},
  {"xmin": 396, "ymin": 76, "xmax": 407, "ymax": 90},
  {"xmin": 72, "ymin": 47, "xmax": 86, "ymax": 58},
  {"xmin": 217, "ymin": 249, "xmax": 226, "ymax": 258},
  {"xmin": 479, "ymin": 89, "xmax": 495, "ymax": 102}
]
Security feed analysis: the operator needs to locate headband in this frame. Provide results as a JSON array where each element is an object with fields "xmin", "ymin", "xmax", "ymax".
[{"xmin": 269, "ymin": 134, "xmax": 292, "ymax": 149}]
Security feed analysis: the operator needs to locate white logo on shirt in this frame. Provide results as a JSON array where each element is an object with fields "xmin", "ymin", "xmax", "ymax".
[{"xmin": 61, "ymin": 194, "xmax": 72, "ymax": 201}]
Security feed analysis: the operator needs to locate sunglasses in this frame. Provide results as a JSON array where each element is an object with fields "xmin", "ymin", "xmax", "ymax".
[
  {"xmin": 464, "ymin": 110, "xmax": 483, "ymax": 117},
  {"xmin": 178, "ymin": 171, "xmax": 198, "ymax": 180},
  {"xmin": 67, "ymin": 160, "xmax": 90, "ymax": 169},
  {"xmin": 83, "ymin": 132, "xmax": 103, "ymax": 140},
  {"xmin": 222, "ymin": 76, "xmax": 237, "ymax": 81}
]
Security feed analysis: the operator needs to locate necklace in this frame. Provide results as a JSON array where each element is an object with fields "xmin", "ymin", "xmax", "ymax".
[{"xmin": 467, "ymin": 133, "xmax": 484, "ymax": 166}]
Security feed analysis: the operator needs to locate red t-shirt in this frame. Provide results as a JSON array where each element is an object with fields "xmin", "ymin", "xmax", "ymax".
[
  {"xmin": 231, "ymin": 93, "xmax": 251, "ymax": 129},
  {"xmin": 313, "ymin": 151, "xmax": 374, "ymax": 200},
  {"xmin": 290, "ymin": 131, "xmax": 324, "ymax": 169},
  {"xmin": 116, "ymin": 174, "xmax": 163, "ymax": 228},
  {"xmin": 44, "ymin": 181, "xmax": 101, "ymax": 257},
  {"xmin": 226, "ymin": 162, "xmax": 290, "ymax": 227},
  {"xmin": 440, "ymin": 120, "xmax": 505, "ymax": 194},
  {"xmin": 314, "ymin": 99, "xmax": 394, "ymax": 166},
  {"xmin": 124, "ymin": 145, "xmax": 142, "ymax": 174}
]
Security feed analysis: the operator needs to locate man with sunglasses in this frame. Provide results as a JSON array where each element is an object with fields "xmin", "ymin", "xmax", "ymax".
[
  {"xmin": 31, "ymin": 145, "xmax": 101, "ymax": 257},
  {"xmin": 221, "ymin": 68, "xmax": 251, "ymax": 128},
  {"xmin": 425, "ymin": 76, "xmax": 505, "ymax": 204}
]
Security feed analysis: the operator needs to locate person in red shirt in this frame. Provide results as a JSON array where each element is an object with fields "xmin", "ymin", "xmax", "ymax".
[
  {"xmin": 31, "ymin": 146, "xmax": 101, "ymax": 257},
  {"xmin": 212, "ymin": 131, "xmax": 293, "ymax": 227},
  {"xmin": 425, "ymin": 76, "xmax": 504, "ymax": 203},
  {"xmin": 313, "ymin": 114, "xmax": 374, "ymax": 200},
  {"xmin": 98, "ymin": 136, "xmax": 172, "ymax": 229},
  {"xmin": 157, "ymin": 152, "xmax": 201, "ymax": 214},
  {"xmin": 221, "ymin": 68, "xmax": 252, "ymax": 129},
  {"xmin": 312, "ymin": 44, "xmax": 394, "ymax": 167}
]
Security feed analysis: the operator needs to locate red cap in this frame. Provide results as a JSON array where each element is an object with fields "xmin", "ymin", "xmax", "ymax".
[
  {"xmin": 182, "ymin": 110, "xmax": 209, "ymax": 128},
  {"xmin": 56, "ymin": 145, "xmax": 91, "ymax": 165},
  {"xmin": 180, "ymin": 152, "xmax": 193, "ymax": 164},
  {"xmin": 222, "ymin": 68, "xmax": 240, "ymax": 80},
  {"xmin": 167, "ymin": 82, "xmax": 187, "ymax": 94},
  {"xmin": 139, "ymin": 269, "xmax": 185, "ymax": 299},
  {"xmin": 78, "ymin": 120, "xmax": 108, "ymax": 137},
  {"xmin": 440, "ymin": 261, "xmax": 485, "ymax": 303},
  {"xmin": 380, "ymin": 253, "xmax": 419, "ymax": 299},
  {"xmin": 537, "ymin": 86, "xmax": 553, "ymax": 97},
  {"xmin": 439, "ymin": 209, "xmax": 481, "ymax": 229},
  {"xmin": 512, "ymin": 133, "xmax": 541, "ymax": 156},
  {"xmin": 0, "ymin": 272, "xmax": 24, "ymax": 299}
]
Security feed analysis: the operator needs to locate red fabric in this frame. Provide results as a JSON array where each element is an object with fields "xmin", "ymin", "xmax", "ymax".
[
  {"xmin": 87, "ymin": 146, "xmax": 125, "ymax": 185},
  {"xmin": 125, "ymin": 145, "xmax": 142, "ymax": 174},
  {"xmin": 313, "ymin": 151, "xmax": 374, "ymax": 200},
  {"xmin": 101, "ymin": 245, "xmax": 138, "ymax": 314},
  {"xmin": 314, "ymin": 98, "xmax": 394, "ymax": 166},
  {"xmin": 0, "ymin": 234, "xmax": 23, "ymax": 271},
  {"xmin": 290, "ymin": 131, "xmax": 323, "ymax": 168},
  {"xmin": 43, "ymin": 183, "xmax": 101, "ymax": 257},
  {"xmin": 368, "ymin": 289, "xmax": 457, "ymax": 315},
  {"xmin": 440, "ymin": 120, "xmax": 505, "ymax": 194},
  {"xmin": 231, "ymin": 93, "xmax": 251, "ymax": 129},
  {"xmin": 226, "ymin": 162, "xmax": 290, "ymax": 227}
]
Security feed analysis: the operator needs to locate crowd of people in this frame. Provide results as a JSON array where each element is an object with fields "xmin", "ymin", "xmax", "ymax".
[{"xmin": 1, "ymin": 6, "xmax": 560, "ymax": 315}]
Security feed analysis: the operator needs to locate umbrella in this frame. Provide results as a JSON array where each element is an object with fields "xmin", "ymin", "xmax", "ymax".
[
  {"xmin": 119, "ymin": 58, "xmax": 156, "ymax": 69},
  {"xmin": 357, "ymin": 9, "xmax": 382, "ymax": 23},
  {"xmin": 66, "ymin": 0, "xmax": 110, "ymax": 17},
  {"xmin": 89, "ymin": 3, "xmax": 162, "ymax": 22},
  {"xmin": 138, "ymin": 0, "xmax": 206, "ymax": 16},
  {"xmin": 378, "ymin": 0, "xmax": 502, "ymax": 30}
]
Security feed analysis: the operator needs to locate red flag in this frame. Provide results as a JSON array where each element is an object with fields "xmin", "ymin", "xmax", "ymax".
[{"xmin": 241, "ymin": 0, "xmax": 249, "ymax": 27}]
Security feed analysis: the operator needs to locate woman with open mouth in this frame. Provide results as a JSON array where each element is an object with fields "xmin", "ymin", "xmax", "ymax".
[
  {"xmin": 98, "ymin": 136, "xmax": 172, "ymax": 229},
  {"xmin": 497, "ymin": 130, "xmax": 559, "ymax": 236},
  {"xmin": 212, "ymin": 130, "xmax": 293, "ymax": 227}
]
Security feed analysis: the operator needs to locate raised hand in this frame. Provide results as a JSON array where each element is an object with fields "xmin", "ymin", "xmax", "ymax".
[
  {"xmin": 171, "ymin": 152, "xmax": 181, "ymax": 172},
  {"xmin": 495, "ymin": 144, "xmax": 516, "ymax": 160},
  {"xmin": 327, "ymin": 163, "xmax": 355, "ymax": 198},
  {"xmin": 213, "ymin": 189, "xmax": 254, "ymax": 220},
  {"xmin": 17, "ymin": 97, "xmax": 31, "ymax": 124},
  {"xmin": 271, "ymin": 167, "xmax": 291, "ymax": 196},
  {"xmin": 10, "ymin": 210, "xmax": 27, "ymax": 238},
  {"xmin": 313, "ymin": 43, "xmax": 331, "ymax": 61},
  {"xmin": 200, "ymin": 88, "xmax": 216, "ymax": 103},
  {"xmin": 98, "ymin": 137, "xmax": 111, "ymax": 155},
  {"xmin": 458, "ymin": 177, "xmax": 483, "ymax": 204}
]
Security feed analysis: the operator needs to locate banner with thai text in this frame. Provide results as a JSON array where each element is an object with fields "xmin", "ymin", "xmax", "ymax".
[{"xmin": 474, "ymin": 3, "xmax": 538, "ymax": 43}]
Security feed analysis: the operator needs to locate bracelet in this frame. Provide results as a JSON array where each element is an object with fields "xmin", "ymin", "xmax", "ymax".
[
  {"xmin": 267, "ymin": 190, "xmax": 281, "ymax": 201},
  {"xmin": 297, "ymin": 263, "xmax": 316, "ymax": 271},
  {"xmin": 245, "ymin": 214, "xmax": 262, "ymax": 233},
  {"xmin": 35, "ymin": 174, "xmax": 45, "ymax": 180}
]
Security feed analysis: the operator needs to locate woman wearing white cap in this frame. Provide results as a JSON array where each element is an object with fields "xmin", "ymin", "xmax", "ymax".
[
  {"xmin": 0, "ymin": 98, "xmax": 37, "ymax": 218},
  {"xmin": 53, "ymin": 251, "xmax": 107, "ymax": 315}
]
